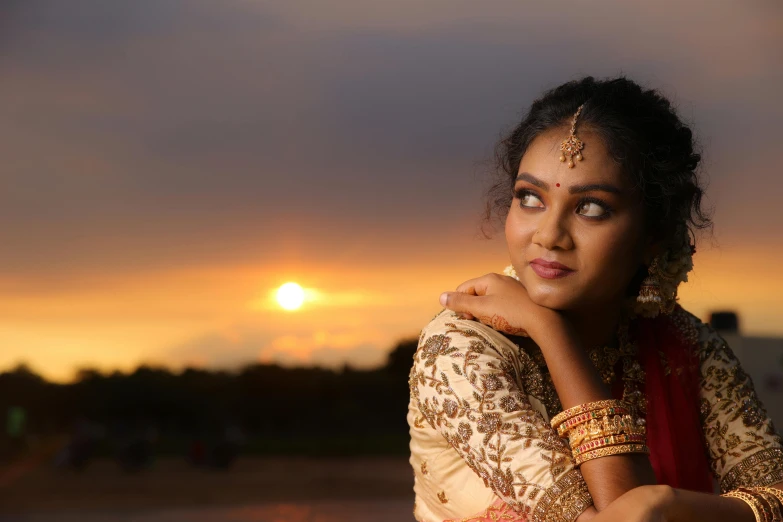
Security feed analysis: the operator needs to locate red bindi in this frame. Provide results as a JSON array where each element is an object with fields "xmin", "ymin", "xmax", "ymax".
[{"xmin": 556, "ymin": 183, "xmax": 560, "ymax": 187}]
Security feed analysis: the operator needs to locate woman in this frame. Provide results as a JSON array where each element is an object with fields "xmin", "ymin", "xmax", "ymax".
[{"xmin": 407, "ymin": 76, "xmax": 783, "ymax": 522}]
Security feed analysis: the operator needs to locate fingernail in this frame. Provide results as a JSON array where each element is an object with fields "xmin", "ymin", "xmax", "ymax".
[{"xmin": 439, "ymin": 293, "xmax": 448, "ymax": 306}]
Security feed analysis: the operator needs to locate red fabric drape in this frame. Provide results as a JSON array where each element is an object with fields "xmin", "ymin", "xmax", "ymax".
[{"xmin": 632, "ymin": 307, "xmax": 714, "ymax": 492}]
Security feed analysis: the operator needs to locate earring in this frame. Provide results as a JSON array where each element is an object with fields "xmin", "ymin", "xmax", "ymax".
[{"xmin": 637, "ymin": 258, "xmax": 663, "ymax": 307}]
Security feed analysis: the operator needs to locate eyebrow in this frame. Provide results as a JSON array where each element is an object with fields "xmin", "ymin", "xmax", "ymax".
[{"xmin": 515, "ymin": 172, "xmax": 622, "ymax": 194}]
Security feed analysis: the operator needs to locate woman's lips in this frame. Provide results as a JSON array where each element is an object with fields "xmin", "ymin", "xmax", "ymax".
[{"xmin": 529, "ymin": 258, "xmax": 575, "ymax": 279}]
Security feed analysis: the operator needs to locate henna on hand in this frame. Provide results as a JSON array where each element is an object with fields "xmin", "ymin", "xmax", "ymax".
[{"xmin": 476, "ymin": 314, "xmax": 529, "ymax": 337}]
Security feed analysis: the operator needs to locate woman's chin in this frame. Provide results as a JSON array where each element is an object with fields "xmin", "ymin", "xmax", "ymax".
[{"xmin": 524, "ymin": 288, "xmax": 577, "ymax": 311}]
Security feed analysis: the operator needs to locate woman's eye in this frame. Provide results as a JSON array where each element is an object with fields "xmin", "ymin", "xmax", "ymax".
[
  {"xmin": 576, "ymin": 201, "xmax": 608, "ymax": 217},
  {"xmin": 518, "ymin": 192, "xmax": 544, "ymax": 208}
]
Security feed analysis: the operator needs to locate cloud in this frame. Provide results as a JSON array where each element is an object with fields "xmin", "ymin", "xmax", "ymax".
[
  {"xmin": 2, "ymin": 0, "xmax": 781, "ymax": 282},
  {"xmin": 166, "ymin": 326, "xmax": 389, "ymax": 371},
  {"xmin": 261, "ymin": 331, "xmax": 385, "ymax": 369}
]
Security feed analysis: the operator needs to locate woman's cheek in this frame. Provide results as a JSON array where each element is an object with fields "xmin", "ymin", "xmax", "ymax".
[{"xmin": 592, "ymin": 228, "xmax": 644, "ymax": 287}]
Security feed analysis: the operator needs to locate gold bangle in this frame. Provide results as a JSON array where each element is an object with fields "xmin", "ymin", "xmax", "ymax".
[
  {"xmin": 753, "ymin": 486, "xmax": 783, "ymax": 508},
  {"xmin": 740, "ymin": 487, "xmax": 782, "ymax": 522},
  {"xmin": 570, "ymin": 426, "xmax": 646, "ymax": 449},
  {"xmin": 568, "ymin": 415, "xmax": 646, "ymax": 448},
  {"xmin": 556, "ymin": 406, "xmax": 632, "ymax": 436},
  {"xmin": 574, "ymin": 443, "xmax": 649, "ymax": 466},
  {"xmin": 722, "ymin": 490, "xmax": 766, "ymax": 522},
  {"xmin": 573, "ymin": 433, "xmax": 647, "ymax": 456},
  {"xmin": 550, "ymin": 399, "xmax": 629, "ymax": 430}
]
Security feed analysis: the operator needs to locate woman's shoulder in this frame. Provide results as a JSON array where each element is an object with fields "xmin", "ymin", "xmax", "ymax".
[
  {"xmin": 667, "ymin": 305, "xmax": 735, "ymax": 364},
  {"xmin": 417, "ymin": 308, "xmax": 522, "ymax": 359}
]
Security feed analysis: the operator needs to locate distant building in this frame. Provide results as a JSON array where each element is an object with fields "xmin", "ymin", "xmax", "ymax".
[{"xmin": 709, "ymin": 311, "xmax": 783, "ymax": 428}]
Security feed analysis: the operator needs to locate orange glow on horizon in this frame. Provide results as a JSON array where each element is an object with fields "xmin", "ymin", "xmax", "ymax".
[{"xmin": 2, "ymin": 244, "xmax": 783, "ymax": 383}]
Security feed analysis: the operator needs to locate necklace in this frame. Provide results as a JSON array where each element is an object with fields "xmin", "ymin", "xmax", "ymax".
[
  {"xmin": 501, "ymin": 264, "xmax": 647, "ymax": 418},
  {"xmin": 587, "ymin": 317, "xmax": 647, "ymax": 418}
]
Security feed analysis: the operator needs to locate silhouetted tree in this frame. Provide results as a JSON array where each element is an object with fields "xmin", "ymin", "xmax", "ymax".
[
  {"xmin": 385, "ymin": 338, "xmax": 418, "ymax": 376},
  {"xmin": 0, "ymin": 338, "xmax": 421, "ymax": 458}
]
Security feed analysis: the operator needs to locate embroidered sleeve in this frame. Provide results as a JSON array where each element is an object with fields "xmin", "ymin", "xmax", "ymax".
[
  {"xmin": 695, "ymin": 320, "xmax": 783, "ymax": 492},
  {"xmin": 409, "ymin": 310, "xmax": 592, "ymax": 522}
]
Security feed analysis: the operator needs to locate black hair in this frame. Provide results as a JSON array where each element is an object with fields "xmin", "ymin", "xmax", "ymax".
[{"xmin": 485, "ymin": 75, "xmax": 712, "ymax": 244}]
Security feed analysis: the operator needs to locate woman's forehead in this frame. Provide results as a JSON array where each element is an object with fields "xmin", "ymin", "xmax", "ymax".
[{"xmin": 518, "ymin": 129, "xmax": 627, "ymax": 188}]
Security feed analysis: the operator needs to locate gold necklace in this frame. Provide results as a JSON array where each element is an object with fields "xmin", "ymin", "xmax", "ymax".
[{"xmin": 587, "ymin": 319, "xmax": 647, "ymax": 418}]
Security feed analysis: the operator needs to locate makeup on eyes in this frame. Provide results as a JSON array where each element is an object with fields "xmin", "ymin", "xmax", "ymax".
[{"xmin": 513, "ymin": 187, "xmax": 614, "ymax": 219}]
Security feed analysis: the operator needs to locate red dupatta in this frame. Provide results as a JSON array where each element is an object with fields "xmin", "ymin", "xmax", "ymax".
[{"xmin": 630, "ymin": 306, "xmax": 714, "ymax": 492}]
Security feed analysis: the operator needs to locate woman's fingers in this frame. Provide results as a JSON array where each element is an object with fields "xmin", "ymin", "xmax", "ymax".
[
  {"xmin": 439, "ymin": 292, "xmax": 528, "ymax": 337},
  {"xmin": 440, "ymin": 292, "xmax": 491, "ymax": 321},
  {"xmin": 440, "ymin": 291, "xmax": 481, "ymax": 314},
  {"xmin": 455, "ymin": 273, "xmax": 499, "ymax": 296},
  {"xmin": 455, "ymin": 278, "xmax": 480, "ymax": 295}
]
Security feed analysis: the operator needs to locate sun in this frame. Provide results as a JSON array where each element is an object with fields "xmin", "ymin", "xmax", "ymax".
[{"xmin": 276, "ymin": 282, "xmax": 305, "ymax": 310}]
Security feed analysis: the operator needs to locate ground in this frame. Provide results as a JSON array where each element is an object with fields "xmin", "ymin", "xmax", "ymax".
[{"xmin": 0, "ymin": 456, "xmax": 415, "ymax": 522}]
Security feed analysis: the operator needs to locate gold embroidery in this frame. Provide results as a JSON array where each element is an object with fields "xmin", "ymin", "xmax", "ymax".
[
  {"xmin": 721, "ymin": 448, "xmax": 783, "ymax": 493},
  {"xmin": 444, "ymin": 501, "xmax": 524, "ymax": 522},
  {"xmin": 584, "ymin": 317, "xmax": 645, "ymax": 417},
  {"xmin": 409, "ymin": 310, "xmax": 591, "ymax": 522},
  {"xmin": 421, "ymin": 461, "xmax": 428, "ymax": 475},
  {"xmin": 513, "ymin": 339, "xmax": 562, "ymax": 418},
  {"xmin": 438, "ymin": 490, "xmax": 449, "ymax": 503},
  {"xmin": 658, "ymin": 350, "xmax": 672, "ymax": 376},
  {"xmin": 532, "ymin": 469, "xmax": 593, "ymax": 522},
  {"xmin": 682, "ymin": 308, "xmax": 783, "ymax": 490}
]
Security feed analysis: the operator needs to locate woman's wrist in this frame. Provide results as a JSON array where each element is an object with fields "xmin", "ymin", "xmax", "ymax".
[
  {"xmin": 652, "ymin": 484, "xmax": 677, "ymax": 516},
  {"xmin": 528, "ymin": 310, "xmax": 577, "ymax": 352},
  {"xmin": 658, "ymin": 486, "xmax": 760, "ymax": 522}
]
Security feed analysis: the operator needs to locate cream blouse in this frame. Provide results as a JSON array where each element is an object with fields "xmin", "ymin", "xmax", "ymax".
[{"xmin": 407, "ymin": 307, "xmax": 783, "ymax": 522}]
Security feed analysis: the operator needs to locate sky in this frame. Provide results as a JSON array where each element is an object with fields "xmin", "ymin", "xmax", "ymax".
[{"xmin": 1, "ymin": 0, "xmax": 782, "ymax": 382}]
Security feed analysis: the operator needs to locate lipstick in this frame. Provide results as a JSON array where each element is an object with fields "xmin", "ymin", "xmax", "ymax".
[{"xmin": 529, "ymin": 258, "xmax": 575, "ymax": 280}]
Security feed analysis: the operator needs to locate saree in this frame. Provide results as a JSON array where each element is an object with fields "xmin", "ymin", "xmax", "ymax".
[{"xmin": 408, "ymin": 305, "xmax": 783, "ymax": 522}]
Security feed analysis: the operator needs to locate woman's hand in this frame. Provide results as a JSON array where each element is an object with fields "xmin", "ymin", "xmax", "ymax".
[
  {"xmin": 439, "ymin": 272, "xmax": 563, "ymax": 342},
  {"xmin": 588, "ymin": 485, "xmax": 674, "ymax": 522}
]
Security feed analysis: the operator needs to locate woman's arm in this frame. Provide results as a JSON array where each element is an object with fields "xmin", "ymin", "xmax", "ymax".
[
  {"xmin": 588, "ymin": 482, "xmax": 783, "ymax": 521},
  {"xmin": 533, "ymin": 316, "xmax": 658, "ymax": 510},
  {"xmin": 695, "ymin": 320, "xmax": 783, "ymax": 492},
  {"xmin": 582, "ymin": 484, "xmax": 756, "ymax": 522},
  {"xmin": 662, "ymin": 486, "xmax": 768, "ymax": 522},
  {"xmin": 442, "ymin": 275, "xmax": 658, "ymax": 510},
  {"xmin": 410, "ymin": 309, "xmax": 593, "ymax": 521}
]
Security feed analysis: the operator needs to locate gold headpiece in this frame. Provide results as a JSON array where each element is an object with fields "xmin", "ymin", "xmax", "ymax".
[{"xmin": 559, "ymin": 104, "xmax": 585, "ymax": 168}]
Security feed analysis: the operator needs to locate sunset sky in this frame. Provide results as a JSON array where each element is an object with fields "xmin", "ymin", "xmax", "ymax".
[{"xmin": 1, "ymin": 1, "xmax": 782, "ymax": 382}]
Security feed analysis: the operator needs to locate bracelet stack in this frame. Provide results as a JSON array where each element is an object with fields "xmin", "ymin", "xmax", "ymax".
[
  {"xmin": 550, "ymin": 399, "xmax": 649, "ymax": 466},
  {"xmin": 722, "ymin": 486, "xmax": 783, "ymax": 522}
]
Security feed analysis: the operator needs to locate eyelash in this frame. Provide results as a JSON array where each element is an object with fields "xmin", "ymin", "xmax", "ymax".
[{"xmin": 513, "ymin": 188, "xmax": 614, "ymax": 220}]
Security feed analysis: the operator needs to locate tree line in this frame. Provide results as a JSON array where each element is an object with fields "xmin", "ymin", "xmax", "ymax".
[{"xmin": 0, "ymin": 338, "xmax": 419, "ymax": 459}]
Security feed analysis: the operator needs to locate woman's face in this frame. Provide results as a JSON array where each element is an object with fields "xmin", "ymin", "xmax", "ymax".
[{"xmin": 505, "ymin": 127, "xmax": 652, "ymax": 311}]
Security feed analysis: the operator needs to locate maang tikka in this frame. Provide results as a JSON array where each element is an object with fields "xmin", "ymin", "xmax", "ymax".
[{"xmin": 559, "ymin": 104, "xmax": 585, "ymax": 168}]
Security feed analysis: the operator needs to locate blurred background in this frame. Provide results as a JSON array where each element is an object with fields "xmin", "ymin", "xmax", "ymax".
[{"xmin": 1, "ymin": 1, "xmax": 782, "ymax": 520}]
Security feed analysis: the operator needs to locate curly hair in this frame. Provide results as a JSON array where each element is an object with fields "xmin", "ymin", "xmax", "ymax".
[{"xmin": 485, "ymin": 76, "xmax": 712, "ymax": 245}]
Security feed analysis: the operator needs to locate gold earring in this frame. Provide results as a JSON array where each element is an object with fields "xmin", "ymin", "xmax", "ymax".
[
  {"xmin": 637, "ymin": 258, "xmax": 663, "ymax": 307},
  {"xmin": 559, "ymin": 104, "xmax": 585, "ymax": 168}
]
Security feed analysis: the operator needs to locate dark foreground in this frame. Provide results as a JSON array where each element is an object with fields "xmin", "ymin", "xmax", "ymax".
[{"xmin": 0, "ymin": 456, "xmax": 415, "ymax": 522}]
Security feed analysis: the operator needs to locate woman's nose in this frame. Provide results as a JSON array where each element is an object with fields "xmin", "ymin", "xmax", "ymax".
[{"xmin": 532, "ymin": 210, "xmax": 574, "ymax": 251}]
